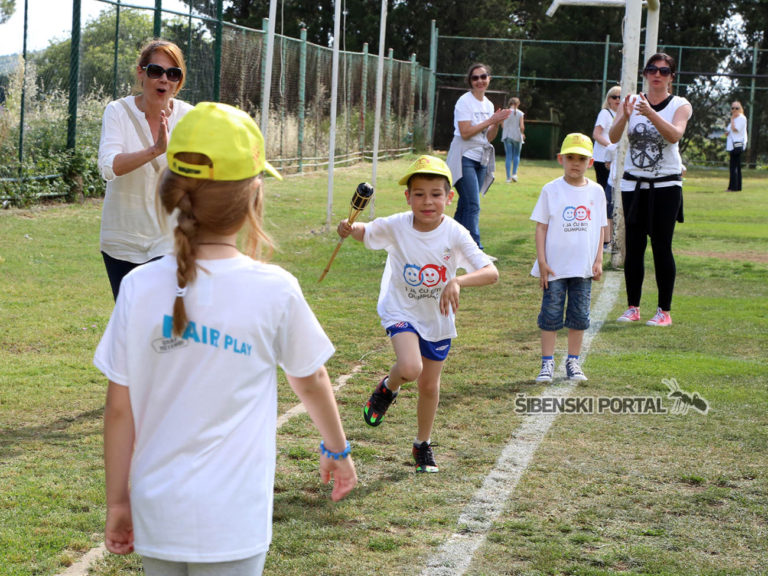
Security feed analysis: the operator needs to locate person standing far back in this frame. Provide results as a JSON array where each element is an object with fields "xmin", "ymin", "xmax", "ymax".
[
  {"xmin": 726, "ymin": 100, "xmax": 748, "ymax": 192},
  {"xmin": 446, "ymin": 63, "xmax": 510, "ymax": 257},
  {"xmin": 502, "ymin": 96, "xmax": 525, "ymax": 183}
]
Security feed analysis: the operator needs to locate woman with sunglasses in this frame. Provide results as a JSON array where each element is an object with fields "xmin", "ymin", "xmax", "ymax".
[
  {"xmin": 98, "ymin": 39, "xmax": 194, "ymax": 300},
  {"xmin": 609, "ymin": 53, "xmax": 692, "ymax": 328},
  {"xmin": 446, "ymin": 63, "xmax": 510, "ymax": 254},
  {"xmin": 726, "ymin": 101, "xmax": 747, "ymax": 192},
  {"xmin": 592, "ymin": 85, "xmax": 622, "ymax": 252}
]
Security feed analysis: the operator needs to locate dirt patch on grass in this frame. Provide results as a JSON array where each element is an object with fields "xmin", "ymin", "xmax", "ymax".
[{"xmin": 678, "ymin": 249, "xmax": 768, "ymax": 264}]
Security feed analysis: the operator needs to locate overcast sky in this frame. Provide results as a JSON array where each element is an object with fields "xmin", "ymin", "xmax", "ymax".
[{"xmin": 0, "ymin": 0, "xmax": 191, "ymax": 57}]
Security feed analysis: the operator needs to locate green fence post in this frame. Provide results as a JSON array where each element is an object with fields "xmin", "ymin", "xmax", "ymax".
[
  {"xmin": 112, "ymin": 0, "xmax": 121, "ymax": 100},
  {"xmin": 67, "ymin": 0, "xmax": 81, "ymax": 150},
  {"xmin": 748, "ymin": 41, "xmax": 758, "ymax": 168},
  {"xmin": 213, "ymin": 0, "xmax": 223, "ymax": 101},
  {"xmin": 385, "ymin": 48, "xmax": 393, "ymax": 156},
  {"xmin": 602, "ymin": 34, "xmax": 610, "ymax": 97},
  {"xmin": 517, "ymin": 39, "xmax": 523, "ymax": 93},
  {"xmin": 427, "ymin": 20, "xmax": 437, "ymax": 151},
  {"xmin": 153, "ymin": 0, "xmax": 162, "ymax": 38},
  {"xmin": 409, "ymin": 53, "xmax": 417, "ymax": 152},
  {"xmin": 361, "ymin": 43, "xmax": 368, "ymax": 156},
  {"xmin": 298, "ymin": 28, "xmax": 307, "ymax": 173}
]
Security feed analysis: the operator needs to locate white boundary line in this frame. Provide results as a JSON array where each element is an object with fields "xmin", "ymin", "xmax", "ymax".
[
  {"xmin": 420, "ymin": 271, "xmax": 620, "ymax": 576},
  {"xmin": 57, "ymin": 364, "xmax": 365, "ymax": 576}
]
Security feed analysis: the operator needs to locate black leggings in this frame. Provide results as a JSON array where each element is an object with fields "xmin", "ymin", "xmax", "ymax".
[
  {"xmin": 728, "ymin": 149, "xmax": 742, "ymax": 191},
  {"xmin": 102, "ymin": 251, "xmax": 162, "ymax": 301},
  {"xmin": 621, "ymin": 187, "xmax": 682, "ymax": 311},
  {"xmin": 593, "ymin": 161, "xmax": 610, "ymax": 191}
]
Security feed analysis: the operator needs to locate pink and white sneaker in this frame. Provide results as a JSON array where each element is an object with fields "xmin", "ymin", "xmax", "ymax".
[
  {"xmin": 617, "ymin": 306, "xmax": 640, "ymax": 323},
  {"xmin": 646, "ymin": 308, "xmax": 672, "ymax": 327}
]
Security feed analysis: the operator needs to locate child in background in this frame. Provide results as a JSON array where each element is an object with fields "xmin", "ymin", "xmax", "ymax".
[
  {"xmin": 96, "ymin": 102, "xmax": 356, "ymax": 575},
  {"xmin": 531, "ymin": 133, "xmax": 607, "ymax": 382},
  {"xmin": 337, "ymin": 155, "xmax": 498, "ymax": 473}
]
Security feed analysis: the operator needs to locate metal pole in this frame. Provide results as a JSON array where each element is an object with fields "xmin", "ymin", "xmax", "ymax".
[
  {"xmin": 213, "ymin": 0, "xmax": 223, "ymax": 101},
  {"xmin": 610, "ymin": 0, "xmax": 643, "ymax": 269},
  {"xmin": 371, "ymin": 0, "xmax": 388, "ymax": 196},
  {"xmin": 427, "ymin": 20, "xmax": 437, "ymax": 151},
  {"xmin": 748, "ymin": 41, "xmax": 758, "ymax": 168},
  {"xmin": 516, "ymin": 39, "xmax": 523, "ymax": 93},
  {"xmin": 409, "ymin": 53, "xmax": 417, "ymax": 151},
  {"xmin": 261, "ymin": 0, "xmax": 278, "ymax": 137},
  {"xmin": 18, "ymin": 0, "xmax": 29, "ymax": 169},
  {"xmin": 154, "ymin": 0, "xmax": 162, "ymax": 38},
  {"xmin": 601, "ymin": 34, "xmax": 610, "ymax": 98},
  {"xmin": 112, "ymin": 0, "xmax": 121, "ymax": 100},
  {"xmin": 384, "ymin": 48, "xmax": 393, "ymax": 155},
  {"xmin": 66, "ymin": 0, "xmax": 81, "ymax": 151},
  {"xmin": 360, "ymin": 43, "xmax": 368, "ymax": 156},
  {"xmin": 326, "ymin": 0, "xmax": 344, "ymax": 228},
  {"xmin": 298, "ymin": 28, "xmax": 307, "ymax": 173}
]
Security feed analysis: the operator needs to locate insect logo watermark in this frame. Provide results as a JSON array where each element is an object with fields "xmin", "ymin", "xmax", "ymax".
[{"xmin": 663, "ymin": 378, "xmax": 709, "ymax": 415}]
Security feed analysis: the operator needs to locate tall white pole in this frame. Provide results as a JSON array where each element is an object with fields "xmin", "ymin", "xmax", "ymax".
[
  {"xmin": 261, "ymin": 0, "xmax": 278, "ymax": 138},
  {"xmin": 371, "ymin": 0, "xmax": 388, "ymax": 202},
  {"xmin": 610, "ymin": 0, "xmax": 643, "ymax": 268},
  {"xmin": 325, "ymin": 0, "xmax": 343, "ymax": 228}
]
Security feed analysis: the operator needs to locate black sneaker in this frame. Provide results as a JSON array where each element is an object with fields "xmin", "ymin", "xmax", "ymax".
[
  {"xmin": 412, "ymin": 441, "xmax": 439, "ymax": 473},
  {"xmin": 363, "ymin": 377, "xmax": 397, "ymax": 427}
]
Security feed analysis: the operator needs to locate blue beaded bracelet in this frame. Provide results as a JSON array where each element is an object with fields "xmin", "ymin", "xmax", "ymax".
[{"xmin": 320, "ymin": 440, "xmax": 351, "ymax": 460}]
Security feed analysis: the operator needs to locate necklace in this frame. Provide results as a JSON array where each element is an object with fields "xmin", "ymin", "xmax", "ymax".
[{"xmin": 198, "ymin": 242, "xmax": 238, "ymax": 248}]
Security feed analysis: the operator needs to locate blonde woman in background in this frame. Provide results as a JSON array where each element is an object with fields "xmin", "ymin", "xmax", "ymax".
[
  {"xmin": 592, "ymin": 85, "xmax": 621, "ymax": 251},
  {"xmin": 726, "ymin": 100, "xmax": 748, "ymax": 192}
]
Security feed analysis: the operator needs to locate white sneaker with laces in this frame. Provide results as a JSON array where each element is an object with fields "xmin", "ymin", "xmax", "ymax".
[
  {"xmin": 535, "ymin": 359, "xmax": 555, "ymax": 383},
  {"xmin": 565, "ymin": 357, "xmax": 588, "ymax": 381}
]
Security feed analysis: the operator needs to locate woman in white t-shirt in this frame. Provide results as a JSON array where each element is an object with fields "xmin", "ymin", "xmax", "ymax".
[
  {"xmin": 98, "ymin": 40, "xmax": 193, "ymax": 300},
  {"xmin": 592, "ymin": 85, "xmax": 621, "ymax": 249},
  {"xmin": 446, "ymin": 63, "xmax": 510, "ymax": 252},
  {"xmin": 609, "ymin": 53, "xmax": 692, "ymax": 328},
  {"xmin": 726, "ymin": 100, "xmax": 748, "ymax": 192}
]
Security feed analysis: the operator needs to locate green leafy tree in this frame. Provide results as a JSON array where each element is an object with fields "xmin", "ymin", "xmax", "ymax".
[{"xmin": 0, "ymin": 0, "xmax": 15, "ymax": 25}]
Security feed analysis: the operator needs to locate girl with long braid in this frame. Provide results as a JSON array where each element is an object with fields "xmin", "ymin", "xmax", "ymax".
[{"xmin": 95, "ymin": 102, "xmax": 356, "ymax": 575}]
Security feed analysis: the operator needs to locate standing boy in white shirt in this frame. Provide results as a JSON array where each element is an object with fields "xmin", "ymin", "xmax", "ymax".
[
  {"xmin": 337, "ymin": 155, "xmax": 498, "ymax": 473},
  {"xmin": 530, "ymin": 133, "xmax": 608, "ymax": 382}
]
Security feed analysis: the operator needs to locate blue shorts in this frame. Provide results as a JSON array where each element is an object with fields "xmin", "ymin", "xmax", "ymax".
[
  {"xmin": 385, "ymin": 322, "xmax": 451, "ymax": 362},
  {"xmin": 537, "ymin": 277, "xmax": 592, "ymax": 332}
]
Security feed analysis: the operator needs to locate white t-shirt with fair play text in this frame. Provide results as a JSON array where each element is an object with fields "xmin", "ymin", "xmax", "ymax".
[
  {"xmin": 530, "ymin": 177, "xmax": 607, "ymax": 281},
  {"xmin": 363, "ymin": 212, "xmax": 492, "ymax": 342},
  {"xmin": 94, "ymin": 254, "xmax": 334, "ymax": 563}
]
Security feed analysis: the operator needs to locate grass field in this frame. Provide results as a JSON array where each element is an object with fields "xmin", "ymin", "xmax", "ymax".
[{"xmin": 0, "ymin": 158, "xmax": 766, "ymax": 576}]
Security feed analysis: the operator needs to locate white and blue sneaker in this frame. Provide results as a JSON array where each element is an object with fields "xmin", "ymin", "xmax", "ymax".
[{"xmin": 565, "ymin": 357, "xmax": 588, "ymax": 381}]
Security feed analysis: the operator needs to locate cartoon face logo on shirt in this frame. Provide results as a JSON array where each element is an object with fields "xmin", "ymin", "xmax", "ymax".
[
  {"xmin": 562, "ymin": 206, "xmax": 576, "ymax": 221},
  {"xmin": 419, "ymin": 264, "xmax": 447, "ymax": 287},
  {"xmin": 403, "ymin": 264, "xmax": 421, "ymax": 287},
  {"xmin": 574, "ymin": 205, "xmax": 591, "ymax": 221}
]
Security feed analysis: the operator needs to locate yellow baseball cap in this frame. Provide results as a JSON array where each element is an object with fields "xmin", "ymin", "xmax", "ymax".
[
  {"xmin": 560, "ymin": 133, "xmax": 593, "ymax": 157},
  {"xmin": 398, "ymin": 155, "xmax": 453, "ymax": 186},
  {"xmin": 168, "ymin": 102, "xmax": 282, "ymax": 181}
]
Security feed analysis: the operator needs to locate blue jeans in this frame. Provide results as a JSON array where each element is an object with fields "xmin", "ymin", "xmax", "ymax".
[
  {"xmin": 454, "ymin": 156, "xmax": 486, "ymax": 249},
  {"xmin": 538, "ymin": 277, "xmax": 592, "ymax": 332},
  {"xmin": 503, "ymin": 139, "xmax": 522, "ymax": 178}
]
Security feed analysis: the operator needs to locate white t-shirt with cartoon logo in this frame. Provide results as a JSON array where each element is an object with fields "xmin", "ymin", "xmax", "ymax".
[
  {"xmin": 364, "ymin": 212, "xmax": 492, "ymax": 341},
  {"xmin": 530, "ymin": 177, "xmax": 607, "ymax": 281},
  {"xmin": 94, "ymin": 254, "xmax": 334, "ymax": 562}
]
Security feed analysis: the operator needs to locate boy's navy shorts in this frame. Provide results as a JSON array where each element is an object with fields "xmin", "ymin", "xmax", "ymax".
[{"xmin": 385, "ymin": 321, "xmax": 451, "ymax": 362}]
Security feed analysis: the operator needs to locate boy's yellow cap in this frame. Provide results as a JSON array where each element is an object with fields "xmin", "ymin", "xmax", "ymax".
[
  {"xmin": 398, "ymin": 155, "xmax": 453, "ymax": 185},
  {"xmin": 560, "ymin": 133, "xmax": 593, "ymax": 157},
  {"xmin": 168, "ymin": 102, "xmax": 282, "ymax": 181}
]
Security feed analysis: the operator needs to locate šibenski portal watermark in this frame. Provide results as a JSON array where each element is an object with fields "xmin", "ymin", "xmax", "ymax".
[{"xmin": 514, "ymin": 378, "xmax": 710, "ymax": 416}]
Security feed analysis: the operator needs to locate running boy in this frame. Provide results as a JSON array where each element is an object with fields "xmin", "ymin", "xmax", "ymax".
[
  {"xmin": 531, "ymin": 133, "xmax": 607, "ymax": 382},
  {"xmin": 337, "ymin": 155, "xmax": 498, "ymax": 472},
  {"xmin": 96, "ymin": 102, "xmax": 356, "ymax": 574}
]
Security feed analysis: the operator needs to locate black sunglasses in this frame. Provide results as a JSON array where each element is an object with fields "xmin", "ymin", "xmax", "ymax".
[
  {"xmin": 143, "ymin": 63, "xmax": 183, "ymax": 82},
  {"xmin": 609, "ymin": 95, "xmax": 621, "ymax": 99},
  {"xmin": 471, "ymin": 73, "xmax": 489, "ymax": 81},
  {"xmin": 731, "ymin": 106, "xmax": 740, "ymax": 110},
  {"xmin": 644, "ymin": 65, "xmax": 672, "ymax": 77}
]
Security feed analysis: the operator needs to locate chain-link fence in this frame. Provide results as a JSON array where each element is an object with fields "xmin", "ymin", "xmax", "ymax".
[
  {"xmin": 435, "ymin": 34, "xmax": 768, "ymax": 167},
  {"xmin": 0, "ymin": 0, "xmax": 431, "ymax": 204}
]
